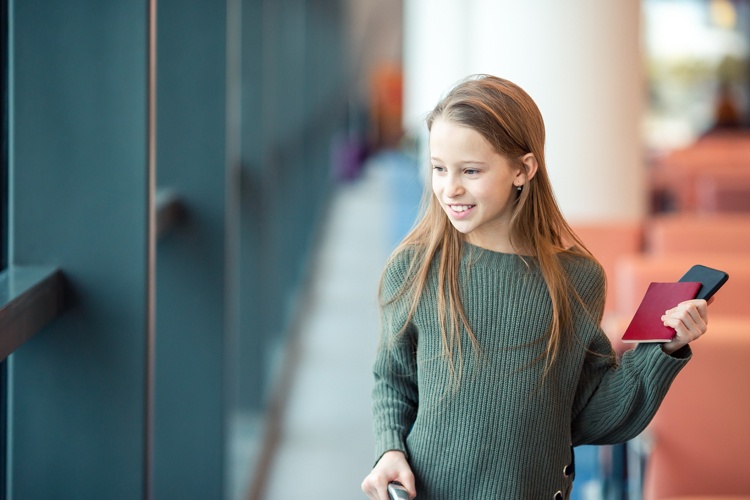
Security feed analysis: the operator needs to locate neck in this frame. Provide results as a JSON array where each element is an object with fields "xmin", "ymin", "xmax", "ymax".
[{"xmin": 466, "ymin": 233, "xmax": 518, "ymax": 254}]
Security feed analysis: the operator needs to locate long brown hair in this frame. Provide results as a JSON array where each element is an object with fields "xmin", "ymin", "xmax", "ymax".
[{"xmin": 382, "ymin": 75, "xmax": 600, "ymax": 382}]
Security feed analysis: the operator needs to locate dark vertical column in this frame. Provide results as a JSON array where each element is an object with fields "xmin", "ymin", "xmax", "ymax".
[
  {"xmin": 238, "ymin": 0, "xmax": 265, "ymax": 413},
  {"xmin": 0, "ymin": 0, "xmax": 7, "ymax": 273},
  {"xmin": 145, "ymin": 0, "xmax": 157, "ymax": 497},
  {"xmin": 237, "ymin": 0, "xmax": 349, "ymax": 419},
  {"xmin": 0, "ymin": 0, "xmax": 10, "ymax": 493},
  {"xmin": 153, "ymin": 0, "xmax": 228, "ymax": 497},
  {"xmin": 8, "ymin": 1, "xmax": 149, "ymax": 498}
]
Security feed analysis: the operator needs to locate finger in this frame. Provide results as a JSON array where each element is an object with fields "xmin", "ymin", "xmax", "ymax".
[
  {"xmin": 663, "ymin": 313, "xmax": 703, "ymax": 343},
  {"xmin": 667, "ymin": 302, "xmax": 706, "ymax": 332},
  {"xmin": 682, "ymin": 302, "xmax": 709, "ymax": 335},
  {"xmin": 370, "ymin": 483, "xmax": 389, "ymax": 500},
  {"xmin": 680, "ymin": 302, "xmax": 703, "ymax": 327},
  {"xmin": 361, "ymin": 476, "xmax": 390, "ymax": 500},
  {"xmin": 691, "ymin": 299, "xmax": 709, "ymax": 322},
  {"xmin": 398, "ymin": 473, "xmax": 417, "ymax": 499},
  {"xmin": 698, "ymin": 298, "xmax": 709, "ymax": 320},
  {"xmin": 661, "ymin": 310, "xmax": 691, "ymax": 343},
  {"xmin": 674, "ymin": 313, "xmax": 701, "ymax": 337},
  {"xmin": 360, "ymin": 480, "xmax": 374, "ymax": 500},
  {"xmin": 680, "ymin": 299, "xmax": 709, "ymax": 321},
  {"xmin": 662, "ymin": 317, "xmax": 688, "ymax": 342}
]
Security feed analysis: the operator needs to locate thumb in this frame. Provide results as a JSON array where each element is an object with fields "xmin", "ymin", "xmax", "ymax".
[{"xmin": 397, "ymin": 473, "xmax": 417, "ymax": 499}]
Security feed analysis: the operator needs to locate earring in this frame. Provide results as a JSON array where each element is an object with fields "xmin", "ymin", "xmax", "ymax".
[{"xmin": 516, "ymin": 184, "xmax": 523, "ymax": 192}]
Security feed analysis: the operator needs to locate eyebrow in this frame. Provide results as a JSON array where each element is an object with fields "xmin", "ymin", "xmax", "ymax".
[{"xmin": 430, "ymin": 157, "xmax": 487, "ymax": 166}]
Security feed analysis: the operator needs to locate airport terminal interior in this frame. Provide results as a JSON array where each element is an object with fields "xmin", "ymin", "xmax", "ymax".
[{"xmin": 0, "ymin": 0, "xmax": 749, "ymax": 499}]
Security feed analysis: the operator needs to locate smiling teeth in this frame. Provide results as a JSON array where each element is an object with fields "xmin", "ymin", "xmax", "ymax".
[{"xmin": 451, "ymin": 205, "xmax": 474, "ymax": 212}]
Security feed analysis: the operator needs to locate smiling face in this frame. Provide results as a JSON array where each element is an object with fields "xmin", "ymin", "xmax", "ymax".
[{"xmin": 430, "ymin": 117, "xmax": 527, "ymax": 252}]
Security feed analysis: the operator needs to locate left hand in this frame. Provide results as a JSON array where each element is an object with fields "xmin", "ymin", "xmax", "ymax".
[{"xmin": 660, "ymin": 298, "xmax": 712, "ymax": 355}]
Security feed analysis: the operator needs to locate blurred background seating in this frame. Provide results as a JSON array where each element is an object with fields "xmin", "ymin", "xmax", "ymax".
[{"xmin": 640, "ymin": 316, "xmax": 750, "ymax": 499}]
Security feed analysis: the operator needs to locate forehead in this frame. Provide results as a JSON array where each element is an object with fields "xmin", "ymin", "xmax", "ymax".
[{"xmin": 429, "ymin": 118, "xmax": 497, "ymax": 158}]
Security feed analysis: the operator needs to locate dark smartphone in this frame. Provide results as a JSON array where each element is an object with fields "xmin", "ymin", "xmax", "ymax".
[{"xmin": 678, "ymin": 264, "xmax": 729, "ymax": 301}]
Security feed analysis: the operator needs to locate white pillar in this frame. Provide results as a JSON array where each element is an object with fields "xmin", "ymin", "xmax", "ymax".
[
  {"xmin": 402, "ymin": 0, "xmax": 470, "ymax": 131},
  {"xmin": 404, "ymin": 0, "xmax": 645, "ymax": 223}
]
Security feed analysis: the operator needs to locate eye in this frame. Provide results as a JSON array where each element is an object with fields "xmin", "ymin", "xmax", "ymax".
[
  {"xmin": 464, "ymin": 168, "xmax": 479, "ymax": 175},
  {"xmin": 432, "ymin": 165, "xmax": 446, "ymax": 172}
]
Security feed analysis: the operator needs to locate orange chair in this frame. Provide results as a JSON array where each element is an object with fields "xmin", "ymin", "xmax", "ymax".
[
  {"xmin": 570, "ymin": 221, "xmax": 643, "ymax": 315},
  {"xmin": 613, "ymin": 253, "xmax": 750, "ymax": 319},
  {"xmin": 695, "ymin": 169, "xmax": 750, "ymax": 214},
  {"xmin": 640, "ymin": 316, "xmax": 750, "ymax": 499},
  {"xmin": 649, "ymin": 134, "xmax": 750, "ymax": 212},
  {"xmin": 645, "ymin": 214, "xmax": 750, "ymax": 255}
]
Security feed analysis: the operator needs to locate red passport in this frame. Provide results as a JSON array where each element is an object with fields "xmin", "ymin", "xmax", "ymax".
[{"xmin": 621, "ymin": 282, "xmax": 702, "ymax": 343}]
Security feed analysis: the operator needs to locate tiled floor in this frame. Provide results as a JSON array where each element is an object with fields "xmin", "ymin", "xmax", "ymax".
[{"xmin": 262, "ymin": 155, "xmax": 406, "ymax": 499}]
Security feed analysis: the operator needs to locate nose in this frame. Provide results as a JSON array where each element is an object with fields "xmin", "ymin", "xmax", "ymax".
[{"xmin": 445, "ymin": 174, "xmax": 464, "ymax": 198}]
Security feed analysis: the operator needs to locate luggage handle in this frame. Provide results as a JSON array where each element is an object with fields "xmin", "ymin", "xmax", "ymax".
[{"xmin": 387, "ymin": 482, "xmax": 409, "ymax": 500}]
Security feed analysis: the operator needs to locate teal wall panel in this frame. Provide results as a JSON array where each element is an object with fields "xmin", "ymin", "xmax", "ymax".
[
  {"xmin": 8, "ymin": 1, "xmax": 148, "ymax": 497},
  {"xmin": 1, "ymin": 0, "xmax": 350, "ymax": 497},
  {"xmin": 154, "ymin": 0, "xmax": 228, "ymax": 497}
]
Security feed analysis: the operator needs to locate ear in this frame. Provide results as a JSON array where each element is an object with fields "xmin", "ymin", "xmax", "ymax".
[{"xmin": 516, "ymin": 153, "xmax": 538, "ymax": 186}]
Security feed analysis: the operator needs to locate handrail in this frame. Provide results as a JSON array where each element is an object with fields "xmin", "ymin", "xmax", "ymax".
[
  {"xmin": 156, "ymin": 188, "xmax": 186, "ymax": 238},
  {"xmin": 0, "ymin": 266, "xmax": 64, "ymax": 361}
]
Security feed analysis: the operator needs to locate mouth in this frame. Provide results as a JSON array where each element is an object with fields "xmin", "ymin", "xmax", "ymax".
[{"xmin": 446, "ymin": 204, "xmax": 476, "ymax": 218}]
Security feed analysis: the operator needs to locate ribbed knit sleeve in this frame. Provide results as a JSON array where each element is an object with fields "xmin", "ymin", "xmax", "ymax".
[
  {"xmin": 571, "ymin": 341, "xmax": 691, "ymax": 445},
  {"xmin": 567, "ymin": 255, "xmax": 692, "ymax": 445},
  {"xmin": 371, "ymin": 250, "xmax": 419, "ymax": 463}
]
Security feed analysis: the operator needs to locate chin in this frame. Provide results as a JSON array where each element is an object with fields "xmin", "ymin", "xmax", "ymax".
[{"xmin": 448, "ymin": 221, "xmax": 473, "ymax": 234}]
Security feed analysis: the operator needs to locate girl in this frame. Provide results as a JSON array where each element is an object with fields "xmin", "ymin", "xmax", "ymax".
[{"xmin": 360, "ymin": 75, "xmax": 709, "ymax": 500}]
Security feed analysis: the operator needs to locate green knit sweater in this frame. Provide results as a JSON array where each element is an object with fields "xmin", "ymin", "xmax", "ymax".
[{"xmin": 372, "ymin": 243, "xmax": 690, "ymax": 499}]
